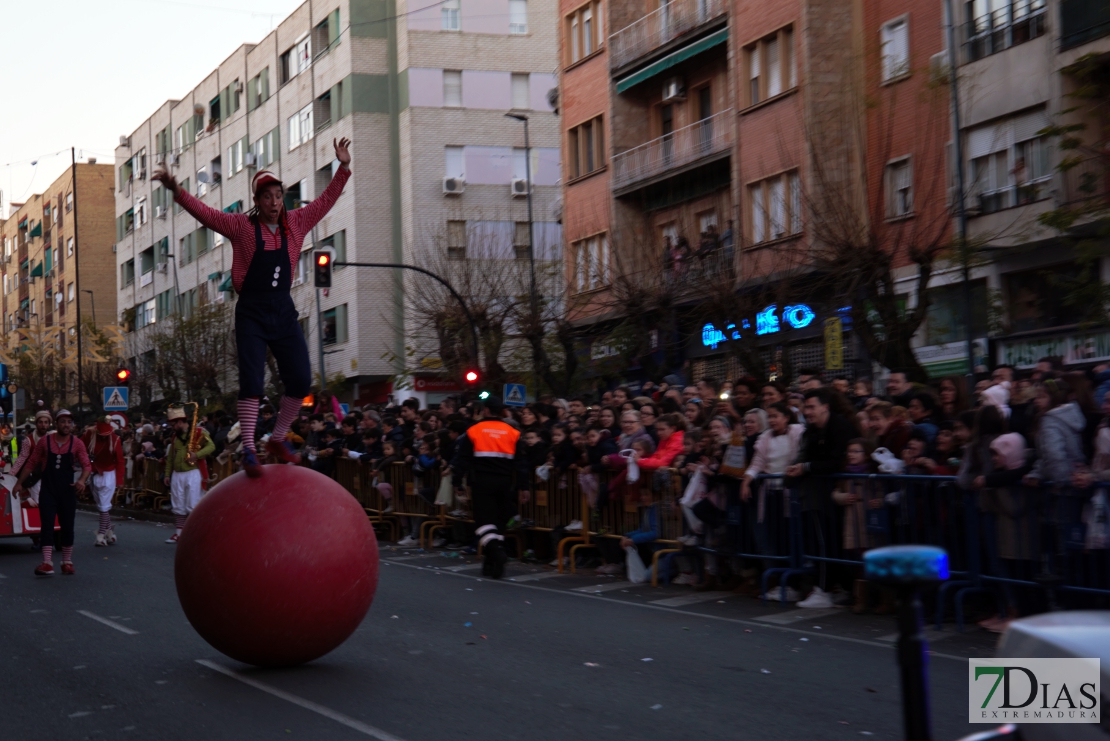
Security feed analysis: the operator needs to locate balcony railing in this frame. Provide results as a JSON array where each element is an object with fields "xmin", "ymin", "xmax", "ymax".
[
  {"xmin": 1061, "ymin": 0, "xmax": 1110, "ymax": 50},
  {"xmin": 964, "ymin": 0, "xmax": 1046, "ymax": 62},
  {"xmin": 612, "ymin": 109, "xmax": 732, "ymax": 192},
  {"xmin": 609, "ymin": 0, "xmax": 727, "ymax": 71}
]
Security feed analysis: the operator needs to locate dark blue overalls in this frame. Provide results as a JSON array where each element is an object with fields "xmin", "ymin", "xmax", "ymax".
[{"xmin": 234, "ymin": 218, "xmax": 312, "ymax": 400}]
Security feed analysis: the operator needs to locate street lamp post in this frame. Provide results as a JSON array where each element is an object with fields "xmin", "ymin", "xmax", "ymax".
[{"xmin": 505, "ymin": 112, "xmax": 540, "ymax": 392}]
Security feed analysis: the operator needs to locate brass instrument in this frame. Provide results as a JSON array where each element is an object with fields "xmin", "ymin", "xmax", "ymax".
[{"xmin": 187, "ymin": 402, "xmax": 201, "ymax": 454}]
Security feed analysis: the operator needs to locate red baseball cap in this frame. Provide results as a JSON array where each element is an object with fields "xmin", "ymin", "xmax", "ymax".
[{"xmin": 252, "ymin": 169, "xmax": 283, "ymax": 197}]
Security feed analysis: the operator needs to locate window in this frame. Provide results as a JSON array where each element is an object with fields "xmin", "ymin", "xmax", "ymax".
[
  {"xmin": 196, "ymin": 167, "xmax": 208, "ymax": 197},
  {"xmin": 511, "ymin": 73, "xmax": 530, "ymax": 109},
  {"xmin": 513, "ymin": 221, "xmax": 530, "ymax": 258},
  {"xmin": 280, "ymin": 49, "xmax": 292, "ymax": 84},
  {"xmin": 572, "ymin": 234, "xmax": 610, "ymax": 293},
  {"xmin": 881, "ymin": 18, "xmax": 910, "ymax": 81},
  {"xmin": 67, "ymin": 237, "xmax": 74, "ymax": 256},
  {"xmin": 118, "ymin": 159, "xmax": 133, "ymax": 191},
  {"xmin": 566, "ymin": 1, "xmax": 603, "ymax": 65},
  {"xmin": 509, "ymin": 0, "xmax": 528, "ymax": 33},
  {"xmin": 744, "ymin": 27, "xmax": 795, "ymax": 107},
  {"xmin": 68, "ymin": 282, "xmax": 75, "ymax": 302},
  {"xmin": 442, "ymin": 0, "xmax": 460, "ymax": 31},
  {"xmin": 252, "ymin": 127, "xmax": 280, "ymax": 167},
  {"xmin": 568, "ymin": 116, "xmax": 604, "ymax": 179},
  {"xmin": 447, "ymin": 220, "xmax": 467, "ymax": 258},
  {"xmin": 967, "ymin": 111, "xmax": 1052, "ymax": 214},
  {"xmin": 295, "ymin": 35, "xmax": 311, "ymax": 74},
  {"xmin": 926, "ymin": 281, "xmax": 988, "ymax": 344},
  {"xmin": 748, "ymin": 170, "xmax": 802, "ymax": 245},
  {"xmin": 3, "ymin": 275, "xmax": 8, "ymax": 295},
  {"xmin": 315, "ymin": 89, "xmax": 333, "ymax": 129},
  {"xmin": 445, "ymin": 146, "xmax": 465, "ymax": 179},
  {"xmin": 136, "ymin": 197, "xmax": 148, "ymax": 227},
  {"xmin": 289, "ymin": 103, "xmax": 314, "ymax": 150},
  {"xmin": 322, "ymin": 304, "xmax": 348, "ymax": 345},
  {"xmin": 1005, "ymin": 264, "xmax": 1083, "ymax": 333},
  {"xmin": 209, "ymin": 94, "xmax": 221, "ymax": 126},
  {"xmin": 121, "ymin": 259, "xmax": 135, "ymax": 288},
  {"xmin": 884, "ymin": 158, "xmax": 913, "ymax": 217},
  {"xmin": 156, "ymin": 237, "xmax": 169, "ymax": 266},
  {"xmin": 134, "ymin": 148, "xmax": 147, "ymax": 179},
  {"xmin": 65, "ymin": 193, "xmax": 73, "ymax": 212},
  {"xmin": 443, "ymin": 70, "xmax": 462, "ymax": 107},
  {"xmin": 227, "ymin": 137, "xmax": 246, "ymax": 177},
  {"xmin": 209, "ymin": 156, "xmax": 222, "ymax": 186},
  {"xmin": 316, "ymin": 159, "xmax": 340, "ymax": 199},
  {"xmin": 283, "ymin": 179, "xmax": 307, "ymax": 211},
  {"xmin": 247, "ymin": 68, "xmax": 270, "ymax": 112},
  {"xmin": 295, "ymin": 249, "xmax": 313, "ymax": 286},
  {"xmin": 965, "ymin": 0, "xmax": 1047, "ymax": 62},
  {"xmin": 175, "ymin": 179, "xmax": 189, "ymax": 213}
]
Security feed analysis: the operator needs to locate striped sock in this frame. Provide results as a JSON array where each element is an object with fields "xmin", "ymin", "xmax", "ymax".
[
  {"xmin": 42, "ymin": 546, "xmax": 53, "ymax": 564},
  {"xmin": 98, "ymin": 512, "xmax": 111, "ymax": 533},
  {"xmin": 175, "ymin": 514, "xmax": 188, "ymax": 532},
  {"xmin": 237, "ymin": 397, "xmax": 260, "ymax": 452},
  {"xmin": 271, "ymin": 396, "xmax": 303, "ymax": 445},
  {"xmin": 60, "ymin": 546, "xmax": 73, "ymax": 563}
]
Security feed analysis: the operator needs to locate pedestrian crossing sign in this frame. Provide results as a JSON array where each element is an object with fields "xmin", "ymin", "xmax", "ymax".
[
  {"xmin": 503, "ymin": 383, "xmax": 526, "ymax": 407},
  {"xmin": 103, "ymin": 386, "xmax": 129, "ymax": 411}
]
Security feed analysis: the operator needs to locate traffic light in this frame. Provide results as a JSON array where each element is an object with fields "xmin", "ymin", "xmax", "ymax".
[
  {"xmin": 465, "ymin": 370, "xmax": 479, "ymax": 384},
  {"xmin": 116, "ymin": 367, "xmax": 131, "ymax": 385},
  {"xmin": 314, "ymin": 251, "xmax": 332, "ymax": 288},
  {"xmin": 478, "ymin": 390, "xmax": 490, "ymax": 401}
]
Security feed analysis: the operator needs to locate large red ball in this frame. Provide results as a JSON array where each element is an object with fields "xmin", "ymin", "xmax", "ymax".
[{"xmin": 175, "ymin": 466, "xmax": 379, "ymax": 667}]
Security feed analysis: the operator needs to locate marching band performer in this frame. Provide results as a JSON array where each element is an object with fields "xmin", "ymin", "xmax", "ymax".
[
  {"xmin": 82, "ymin": 417, "xmax": 126, "ymax": 546},
  {"xmin": 163, "ymin": 406, "xmax": 215, "ymax": 544}
]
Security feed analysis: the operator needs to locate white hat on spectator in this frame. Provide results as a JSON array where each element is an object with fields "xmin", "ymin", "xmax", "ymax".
[{"xmin": 981, "ymin": 381, "xmax": 1011, "ymax": 418}]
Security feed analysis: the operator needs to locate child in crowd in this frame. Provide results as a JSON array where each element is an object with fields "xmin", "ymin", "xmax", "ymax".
[
  {"xmin": 580, "ymin": 425, "xmax": 619, "ymax": 507},
  {"xmin": 311, "ymin": 425, "xmax": 343, "ymax": 477},
  {"xmin": 832, "ymin": 438, "xmax": 885, "ymax": 612},
  {"xmin": 372, "ymin": 439, "xmax": 402, "ymax": 516}
]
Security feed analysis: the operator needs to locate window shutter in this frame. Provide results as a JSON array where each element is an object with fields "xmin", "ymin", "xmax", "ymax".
[
  {"xmin": 260, "ymin": 67, "xmax": 269, "ymax": 102},
  {"xmin": 333, "ymin": 230, "xmax": 346, "ymax": 264},
  {"xmin": 247, "ymin": 77, "xmax": 257, "ymax": 112},
  {"xmin": 336, "ymin": 304, "xmax": 348, "ymax": 344},
  {"xmin": 220, "ymin": 87, "xmax": 230, "ymax": 122},
  {"xmin": 329, "ymin": 9, "xmax": 340, "ymax": 46},
  {"xmin": 331, "ymin": 82, "xmax": 341, "ymax": 123},
  {"xmin": 116, "ymin": 215, "xmax": 124, "ymax": 242}
]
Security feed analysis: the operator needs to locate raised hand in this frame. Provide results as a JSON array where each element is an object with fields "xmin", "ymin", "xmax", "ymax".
[
  {"xmin": 333, "ymin": 137, "xmax": 352, "ymax": 167},
  {"xmin": 151, "ymin": 168, "xmax": 179, "ymax": 194}
]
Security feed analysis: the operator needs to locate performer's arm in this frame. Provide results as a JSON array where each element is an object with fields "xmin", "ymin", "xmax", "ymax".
[
  {"xmin": 12, "ymin": 436, "xmax": 47, "ymax": 496},
  {"xmin": 289, "ymin": 138, "xmax": 351, "ymax": 233},
  {"xmin": 151, "ymin": 169, "xmax": 242, "ymax": 238},
  {"xmin": 73, "ymin": 439, "xmax": 92, "ymax": 493}
]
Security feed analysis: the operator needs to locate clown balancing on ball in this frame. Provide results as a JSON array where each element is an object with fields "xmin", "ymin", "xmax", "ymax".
[{"xmin": 152, "ymin": 138, "xmax": 352, "ymax": 476}]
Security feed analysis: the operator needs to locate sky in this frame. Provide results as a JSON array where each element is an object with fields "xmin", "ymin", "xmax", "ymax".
[{"xmin": 0, "ymin": 0, "xmax": 305, "ymax": 217}]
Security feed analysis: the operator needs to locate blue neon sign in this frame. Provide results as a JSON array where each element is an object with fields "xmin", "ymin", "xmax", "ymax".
[{"xmin": 700, "ymin": 303, "xmax": 825, "ymax": 350}]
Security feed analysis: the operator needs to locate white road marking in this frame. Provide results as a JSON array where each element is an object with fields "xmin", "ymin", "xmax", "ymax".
[
  {"xmin": 383, "ymin": 559, "xmax": 978, "ymax": 663},
  {"xmin": 196, "ymin": 660, "xmax": 409, "ymax": 741},
  {"xmin": 77, "ymin": 610, "xmax": 138, "ymax": 635},
  {"xmin": 443, "ymin": 563, "xmax": 483, "ymax": 572},
  {"xmin": 507, "ymin": 572, "xmax": 567, "ymax": 583},
  {"xmin": 754, "ymin": 608, "xmax": 840, "ymax": 625},
  {"xmin": 649, "ymin": 593, "xmax": 727, "ymax": 607},
  {"xmin": 571, "ymin": 581, "xmax": 645, "ymax": 593},
  {"xmin": 877, "ymin": 628, "xmax": 955, "ymax": 644}
]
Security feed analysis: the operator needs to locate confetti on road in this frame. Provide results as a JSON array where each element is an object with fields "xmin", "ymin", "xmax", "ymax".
[
  {"xmin": 760, "ymin": 669, "xmax": 771, "ymax": 674},
  {"xmin": 470, "ymin": 612, "xmax": 479, "ymax": 615},
  {"xmin": 744, "ymin": 629, "xmax": 752, "ymax": 633},
  {"xmin": 464, "ymin": 622, "xmax": 473, "ymax": 627},
  {"xmin": 391, "ymin": 615, "xmax": 399, "ymax": 619},
  {"xmin": 813, "ymin": 626, "xmax": 822, "ymax": 629},
  {"xmin": 641, "ymin": 658, "xmax": 653, "ymax": 662},
  {"xmin": 800, "ymin": 638, "xmax": 809, "ymax": 641},
  {"xmin": 650, "ymin": 704, "xmax": 663, "ymax": 710},
  {"xmin": 584, "ymin": 663, "xmax": 600, "ymax": 667}
]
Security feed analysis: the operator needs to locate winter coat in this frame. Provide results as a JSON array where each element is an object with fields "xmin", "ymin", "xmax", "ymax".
[
  {"xmin": 1028, "ymin": 402, "xmax": 1087, "ymax": 484},
  {"xmin": 637, "ymin": 431, "xmax": 685, "ymax": 471},
  {"xmin": 745, "ymin": 425, "xmax": 804, "ymax": 479}
]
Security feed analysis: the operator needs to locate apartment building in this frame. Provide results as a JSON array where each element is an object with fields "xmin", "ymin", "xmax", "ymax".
[
  {"xmin": 1, "ymin": 162, "xmax": 116, "ymax": 406},
  {"xmin": 949, "ymin": 0, "xmax": 1110, "ymax": 373},
  {"xmin": 561, "ymin": 0, "xmax": 953, "ymax": 384},
  {"xmin": 116, "ymin": 0, "xmax": 560, "ymax": 407}
]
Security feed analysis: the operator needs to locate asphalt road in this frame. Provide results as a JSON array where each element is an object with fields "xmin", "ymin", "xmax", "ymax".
[{"xmin": 0, "ymin": 512, "xmax": 994, "ymax": 741}]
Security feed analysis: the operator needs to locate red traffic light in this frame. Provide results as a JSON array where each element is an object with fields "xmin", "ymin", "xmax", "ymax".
[
  {"xmin": 465, "ymin": 370, "xmax": 479, "ymax": 383},
  {"xmin": 316, "ymin": 253, "xmax": 331, "ymax": 266},
  {"xmin": 116, "ymin": 368, "xmax": 131, "ymax": 382}
]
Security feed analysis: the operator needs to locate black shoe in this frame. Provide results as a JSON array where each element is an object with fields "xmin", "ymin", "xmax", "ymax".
[{"xmin": 484, "ymin": 543, "xmax": 507, "ymax": 579}]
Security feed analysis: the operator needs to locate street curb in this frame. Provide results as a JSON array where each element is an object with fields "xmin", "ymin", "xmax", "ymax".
[{"xmin": 77, "ymin": 502, "xmax": 175, "ymax": 524}]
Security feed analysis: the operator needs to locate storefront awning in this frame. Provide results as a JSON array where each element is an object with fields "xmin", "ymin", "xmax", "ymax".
[
  {"xmin": 218, "ymin": 274, "xmax": 234, "ymax": 293},
  {"xmin": 616, "ymin": 28, "xmax": 728, "ymax": 93}
]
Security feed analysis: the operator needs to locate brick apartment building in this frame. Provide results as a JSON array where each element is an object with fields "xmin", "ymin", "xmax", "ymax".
[
  {"xmin": 116, "ymin": 0, "xmax": 561, "ymax": 408},
  {"xmin": 562, "ymin": 0, "xmax": 1110, "ymax": 388},
  {"xmin": 1, "ymin": 162, "xmax": 117, "ymax": 408}
]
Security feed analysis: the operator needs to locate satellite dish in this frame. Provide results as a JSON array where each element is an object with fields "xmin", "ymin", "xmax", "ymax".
[
  {"xmin": 196, "ymin": 171, "xmax": 210, "ymax": 184},
  {"xmin": 55, "ymin": 292, "xmax": 63, "ymax": 304}
]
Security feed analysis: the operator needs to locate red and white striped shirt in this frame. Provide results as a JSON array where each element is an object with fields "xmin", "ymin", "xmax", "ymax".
[{"xmin": 172, "ymin": 165, "xmax": 351, "ymax": 293}]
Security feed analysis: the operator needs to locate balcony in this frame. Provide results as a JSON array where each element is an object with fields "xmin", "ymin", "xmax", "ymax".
[
  {"xmin": 1061, "ymin": 0, "xmax": 1110, "ymax": 50},
  {"xmin": 609, "ymin": 0, "xmax": 727, "ymax": 73},
  {"xmin": 612, "ymin": 109, "xmax": 732, "ymax": 193}
]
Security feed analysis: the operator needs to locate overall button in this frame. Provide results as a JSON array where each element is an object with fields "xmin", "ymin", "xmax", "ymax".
[{"xmin": 271, "ymin": 280, "xmax": 279, "ymax": 287}]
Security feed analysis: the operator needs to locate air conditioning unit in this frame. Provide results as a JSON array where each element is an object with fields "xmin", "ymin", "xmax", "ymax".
[
  {"xmin": 662, "ymin": 76, "xmax": 686, "ymax": 102},
  {"xmin": 158, "ymin": 263, "xmax": 169, "ymax": 274},
  {"xmin": 443, "ymin": 176, "xmax": 466, "ymax": 195},
  {"xmin": 244, "ymin": 152, "xmax": 257, "ymax": 167},
  {"xmin": 510, "ymin": 178, "xmax": 530, "ymax": 197},
  {"xmin": 119, "ymin": 135, "xmax": 131, "ymax": 147},
  {"xmin": 111, "ymin": 245, "xmax": 117, "ymax": 254},
  {"xmin": 155, "ymin": 205, "xmax": 166, "ymax": 219},
  {"xmin": 929, "ymin": 51, "xmax": 950, "ymax": 85},
  {"xmin": 170, "ymin": 153, "xmax": 181, "ymax": 166},
  {"xmin": 234, "ymin": 80, "xmax": 244, "ymax": 93},
  {"xmin": 155, "ymin": 153, "xmax": 166, "ymax": 165}
]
